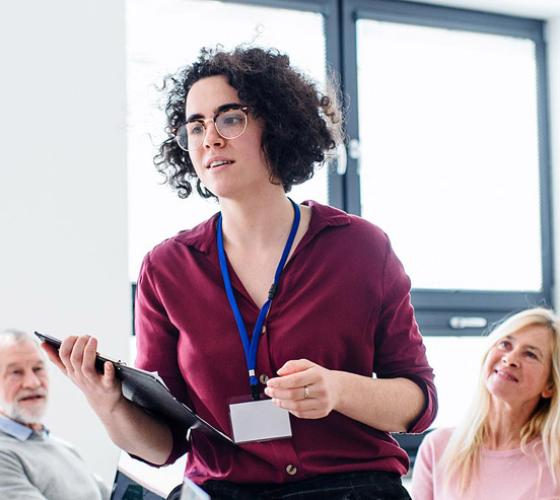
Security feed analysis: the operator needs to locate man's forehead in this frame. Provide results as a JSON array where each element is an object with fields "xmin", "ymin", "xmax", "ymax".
[{"xmin": 0, "ymin": 340, "xmax": 45, "ymax": 368}]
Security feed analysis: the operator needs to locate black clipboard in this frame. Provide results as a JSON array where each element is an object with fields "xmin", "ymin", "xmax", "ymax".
[{"xmin": 34, "ymin": 331, "xmax": 234, "ymax": 445}]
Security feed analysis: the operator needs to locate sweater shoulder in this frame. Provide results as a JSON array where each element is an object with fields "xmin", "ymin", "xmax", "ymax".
[{"xmin": 421, "ymin": 427, "xmax": 454, "ymax": 453}]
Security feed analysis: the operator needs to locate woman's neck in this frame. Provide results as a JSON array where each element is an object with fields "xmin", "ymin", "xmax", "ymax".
[
  {"xmin": 485, "ymin": 399, "xmax": 535, "ymax": 450},
  {"xmin": 219, "ymin": 188, "xmax": 296, "ymax": 250}
]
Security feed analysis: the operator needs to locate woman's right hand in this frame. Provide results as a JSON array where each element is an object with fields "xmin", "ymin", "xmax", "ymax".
[{"xmin": 42, "ymin": 335, "xmax": 123, "ymax": 418}]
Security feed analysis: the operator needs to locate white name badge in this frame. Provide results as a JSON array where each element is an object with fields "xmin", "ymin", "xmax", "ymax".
[{"xmin": 229, "ymin": 398, "xmax": 292, "ymax": 444}]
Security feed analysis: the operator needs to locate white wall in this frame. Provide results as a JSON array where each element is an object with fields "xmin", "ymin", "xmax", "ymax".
[{"xmin": 0, "ymin": 0, "xmax": 128, "ymax": 486}]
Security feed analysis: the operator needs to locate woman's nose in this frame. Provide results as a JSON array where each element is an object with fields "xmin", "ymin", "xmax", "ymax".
[
  {"xmin": 501, "ymin": 352, "xmax": 520, "ymax": 367},
  {"xmin": 203, "ymin": 122, "xmax": 225, "ymax": 148}
]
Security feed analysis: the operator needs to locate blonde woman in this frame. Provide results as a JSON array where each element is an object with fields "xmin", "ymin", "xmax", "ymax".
[{"xmin": 412, "ymin": 307, "xmax": 560, "ymax": 500}]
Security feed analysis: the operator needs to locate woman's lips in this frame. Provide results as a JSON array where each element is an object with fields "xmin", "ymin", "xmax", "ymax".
[
  {"xmin": 494, "ymin": 369, "xmax": 518, "ymax": 382},
  {"xmin": 206, "ymin": 158, "xmax": 235, "ymax": 169}
]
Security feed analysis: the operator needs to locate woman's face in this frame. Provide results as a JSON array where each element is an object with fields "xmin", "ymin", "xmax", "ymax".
[
  {"xmin": 184, "ymin": 75, "xmax": 272, "ymax": 200},
  {"xmin": 484, "ymin": 324, "xmax": 554, "ymax": 409}
]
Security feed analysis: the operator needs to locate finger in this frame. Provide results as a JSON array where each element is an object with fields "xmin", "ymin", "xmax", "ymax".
[
  {"xmin": 272, "ymin": 397, "xmax": 317, "ymax": 412},
  {"xmin": 264, "ymin": 386, "xmax": 305, "ymax": 401},
  {"xmin": 289, "ymin": 408, "xmax": 328, "ymax": 420},
  {"xmin": 277, "ymin": 359, "xmax": 314, "ymax": 376},
  {"xmin": 59, "ymin": 336, "xmax": 79, "ymax": 370},
  {"xmin": 69, "ymin": 335, "xmax": 90, "ymax": 372},
  {"xmin": 82, "ymin": 337, "xmax": 99, "ymax": 379},
  {"xmin": 101, "ymin": 361, "xmax": 117, "ymax": 390},
  {"xmin": 266, "ymin": 384, "xmax": 318, "ymax": 401},
  {"xmin": 41, "ymin": 343, "xmax": 67, "ymax": 373},
  {"xmin": 267, "ymin": 370, "xmax": 315, "ymax": 390}
]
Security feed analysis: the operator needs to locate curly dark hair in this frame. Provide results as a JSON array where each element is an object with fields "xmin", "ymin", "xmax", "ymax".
[{"xmin": 154, "ymin": 46, "xmax": 343, "ymax": 199}]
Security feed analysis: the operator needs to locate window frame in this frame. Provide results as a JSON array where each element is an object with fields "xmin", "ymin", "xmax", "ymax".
[
  {"xmin": 221, "ymin": 0, "xmax": 346, "ymax": 208},
  {"xmin": 129, "ymin": 0, "xmax": 343, "ymax": 334},
  {"xmin": 340, "ymin": 0, "xmax": 554, "ymax": 336},
  {"xmin": 127, "ymin": 0, "xmax": 555, "ymax": 463},
  {"xmin": 129, "ymin": 0, "xmax": 555, "ymax": 334}
]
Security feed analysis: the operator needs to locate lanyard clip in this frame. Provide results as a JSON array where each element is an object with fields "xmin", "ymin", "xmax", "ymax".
[
  {"xmin": 268, "ymin": 283, "xmax": 278, "ymax": 300},
  {"xmin": 251, "ymin": 384, "xmax": 260, "ymax": 401}
]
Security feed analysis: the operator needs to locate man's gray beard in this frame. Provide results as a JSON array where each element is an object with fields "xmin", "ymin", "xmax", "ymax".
[{"xmin": 0, "ymin": 398, "xmax": 47, "ymax": 425}]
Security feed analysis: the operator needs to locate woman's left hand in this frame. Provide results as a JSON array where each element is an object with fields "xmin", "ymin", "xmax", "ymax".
[{"xmin": 264, "ymin": 359, "xmax": 341, "ymax": 419}]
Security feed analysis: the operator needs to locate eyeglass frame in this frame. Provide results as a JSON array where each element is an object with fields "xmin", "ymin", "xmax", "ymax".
[{"xmin": 174, "ymin": 104, "xmax": 249, "ymax": 152}]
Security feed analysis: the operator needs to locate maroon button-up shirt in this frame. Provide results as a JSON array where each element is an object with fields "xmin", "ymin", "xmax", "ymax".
[{"xmin": 134, "ymin": 201, "xmax": 437, "ymax": 485}]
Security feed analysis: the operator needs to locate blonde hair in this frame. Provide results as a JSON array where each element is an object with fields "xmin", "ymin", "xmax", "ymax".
[{"xmin": 441, "ymin": 307, "xmax": 560, "ymax": 493}]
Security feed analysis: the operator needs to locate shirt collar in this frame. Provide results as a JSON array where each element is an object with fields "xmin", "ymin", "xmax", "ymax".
[
  {"xmin": 175, "ymin": 200, "xmax": 350, "ymax": 254},
  {"xmin": 0, "ymin": 415, "xmax": 34, "ymax": 441},
  {"xmin": 175, "ymin": 212, "xmax": 220, "ymax": 254}
]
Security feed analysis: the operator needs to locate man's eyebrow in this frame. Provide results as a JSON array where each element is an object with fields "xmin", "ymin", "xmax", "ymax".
[
  {"xmin": 186, "ymin": 102, "xmax": 242, "ymax": 122},
  {"xmin": 4, "ymin": 360, "xmax": 45, "ymax": 370},
  {"xmin": 4, "ymin": 363, "xmax": 22, "ymax": 370}
]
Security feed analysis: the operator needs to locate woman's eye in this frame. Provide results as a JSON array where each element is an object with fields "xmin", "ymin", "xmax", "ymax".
[
  {"xmin": 224, "ymin": 116, "xmax": 241, "ymax": 125},
  {"xmin": 221, "ymin": 114, "xmax": 243, "ymax": 127},
  {"xmin": 188, "ymin": 123, "xmax": 205, "ymax": 135},
  {"xmin": 497, "ymin": 340, "xmax": 511, "ymax": 349},
  {"xmin": 525, "ymin": 351, "xmax": 538, "ymax": 359}
]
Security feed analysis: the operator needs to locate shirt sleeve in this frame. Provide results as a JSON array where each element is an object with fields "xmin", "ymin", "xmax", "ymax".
[
  {"xmin": 0, "ymin": 451, "xmax": 48, "ymax": 500},
  {"xmin": 411, "ymin": 433, "xmax": 436, "ymax": 500},
  {"xmin": 133, "ymin": 252, "xmax": 191, "ymax": 465},
  {"xmin": 374, "ymin": 236, "xmax": 438, "ymax": 433}
]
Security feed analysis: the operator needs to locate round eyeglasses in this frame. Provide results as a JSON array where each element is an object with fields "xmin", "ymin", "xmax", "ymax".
[{"xmin": 175, "ymin": 105, "xmax": 249, "ymax": 152}]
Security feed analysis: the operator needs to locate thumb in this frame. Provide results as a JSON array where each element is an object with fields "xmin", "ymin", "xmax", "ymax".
[
  {"xmin": 277, "ymin": 358, "xmax": 314, "ymax": 376},
  {"xmin": 101, "ymin": 361, "xmax": 116, "ymax": 389}
]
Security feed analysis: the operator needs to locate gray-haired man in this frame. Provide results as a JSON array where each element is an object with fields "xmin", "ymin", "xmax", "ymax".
[{"xmin": 0, "ymin": 329, "xmax": 109, "ymax": 500}]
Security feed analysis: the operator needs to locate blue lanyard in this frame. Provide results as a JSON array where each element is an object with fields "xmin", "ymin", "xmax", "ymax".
[{"xmin": 216, "ymin": 199, "xmax": 301, "ymax": 400}]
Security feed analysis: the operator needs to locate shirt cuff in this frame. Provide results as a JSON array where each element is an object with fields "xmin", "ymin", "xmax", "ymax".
[{"xmin": 401, "ymin": 375, "xmax": 438, "ymax": 434}]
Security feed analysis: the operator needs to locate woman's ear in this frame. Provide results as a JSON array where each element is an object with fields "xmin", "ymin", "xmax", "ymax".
[{"xmin": 541, "ymin": 381, "xmax": 554, "ymax": 399}]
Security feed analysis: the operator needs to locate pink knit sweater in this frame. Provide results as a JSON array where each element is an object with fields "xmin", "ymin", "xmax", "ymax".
[{"xmin": 412, "ymin": 427, "xmax": 559, "ymax": 500}]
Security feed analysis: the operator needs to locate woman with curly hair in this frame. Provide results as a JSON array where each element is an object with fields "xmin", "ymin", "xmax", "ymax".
[
  {"xmin": 412, "ymin": 307, "xmax": 560, "ymax": 499},
  {"xmin": 45, "ymin": 46, "xmax": 436, "ymax": 499}
]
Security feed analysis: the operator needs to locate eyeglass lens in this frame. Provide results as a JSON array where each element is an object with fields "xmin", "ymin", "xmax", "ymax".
[{"xmin": 176, "ymin": 108, "xmax": 247, "ymax": 151}]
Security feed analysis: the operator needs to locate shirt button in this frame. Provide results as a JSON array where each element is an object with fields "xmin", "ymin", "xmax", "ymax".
[
  {"xmin": 286, "ymin": 464, "xmax": 298, "ymax": 476},
  {"xmin": 259, "ymin": 374, "xmax": 269, "ymax": 384},
  {"xmin": 261, "ymin": 325, "xmax": 267, "ymax": 335}
]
